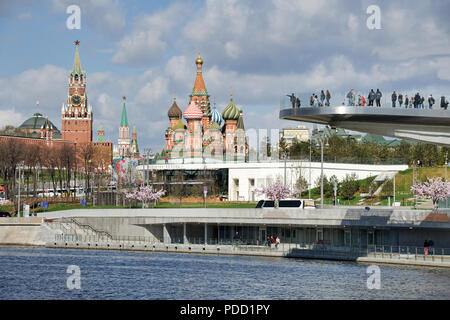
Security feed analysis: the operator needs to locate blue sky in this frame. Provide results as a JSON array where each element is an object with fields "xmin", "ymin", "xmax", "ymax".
[{"xmin": 1, "ymin": 0, "xmax": 450, "ymax": 152}]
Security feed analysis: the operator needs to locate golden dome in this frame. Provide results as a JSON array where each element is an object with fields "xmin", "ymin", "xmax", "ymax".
[{"xmin": 196, "ymin": 52, "xmax": 203, "ymax": 65}]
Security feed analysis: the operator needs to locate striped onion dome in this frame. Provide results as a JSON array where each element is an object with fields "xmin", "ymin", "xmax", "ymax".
[
  {"xmin": 222, "ymin": 94, "xmax": 240, "ymax": 120},
  {"xmin": 173, "ymin": 119, "xmax": 187, "ymax": 131},
  {"xmin": 168, "ymin": 98, "xmax": 182, "ymax": 118},
  {"xmin": 210, "ymin": 104, "xmax": 222, "ymax": 125},
  {"xmin": 184, "ymin": 100, "xmax": 203, "ymax": 120}
]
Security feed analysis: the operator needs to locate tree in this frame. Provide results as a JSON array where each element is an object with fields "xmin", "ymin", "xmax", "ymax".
[
  {"xmin": 295, "ymin": 176, "xmax": 308, "ymax": 197},
  {"xmin": 126, "ymin": 186, "xmax": 166, "ymax": 208},
  {"xmin": 256, "ymin": 180, "xmax": 295, "ymax": 208},
  {"xmin": 340, "ymin": 173, "xmax": 360, "ymax": 200},
  {"xmin": 411, "ymin": 177, "xmax": 450, "ymax": 211}
]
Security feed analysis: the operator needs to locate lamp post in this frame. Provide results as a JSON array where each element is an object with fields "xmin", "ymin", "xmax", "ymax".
[
  {"xmin": 314, "ymin": 132, "xmax": 329, "ymax": 208},
  {"xmin": 17, "ymin": 161, "xmax": 24, "ymax": 217},
  {"xmin": 309, "ymin": 136, "xmax": 312, "ymax": 200}
]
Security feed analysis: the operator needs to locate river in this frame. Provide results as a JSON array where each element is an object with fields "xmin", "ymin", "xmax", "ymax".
[{"xmin": 0, "ymin": 246, "xmax": 449, "ymax": 300}]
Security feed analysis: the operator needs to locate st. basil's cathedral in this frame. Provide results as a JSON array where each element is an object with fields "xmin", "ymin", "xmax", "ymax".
[{"xmin": 165, "ymin": 54, "xmax": 248, "ymax": 163}]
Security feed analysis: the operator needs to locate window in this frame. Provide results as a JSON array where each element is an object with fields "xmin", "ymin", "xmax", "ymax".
[
  {"xmin": 279, "ymin": 200, "xmax": 302, "ymax": 208},
  {"xmin": 74, "ymin": 74, "xmax": 79, "ymax": 81},
  {"xmin": 263, "ymin": 201, "xmax": 274, "ymax": 208}
]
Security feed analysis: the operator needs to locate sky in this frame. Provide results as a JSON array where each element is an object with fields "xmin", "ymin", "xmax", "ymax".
[{"xmin": 1, "ymin": 0, "xmax": 450, "ymax": 153}]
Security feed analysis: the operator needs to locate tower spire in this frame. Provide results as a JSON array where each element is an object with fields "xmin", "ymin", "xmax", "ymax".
[
  {"xmin": 121, "ymin": 96, "xmax": 128, "ymax": 127},
  {"xmin": 72, "ymin": 40, "xmax": 83, "ymax": 75}
]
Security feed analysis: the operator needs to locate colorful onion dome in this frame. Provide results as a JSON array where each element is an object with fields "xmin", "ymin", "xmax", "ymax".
[
  {"xmin": 173, "ymin": 119, "xmax": 187, "ymax": 131},
  {"xmin": 184, "ymin": 100, "xmax": 203, "ymax": 120},
  {"xmin": 196, "ymin": 52, "xmax": 203, "ymax": 65},
  {"xmin": 208, "ymin": 122, "xmax": 221, "ymax": 131},
  {"xmin": 210, "ymin": 104, "xmax": 222, "ymax": 125},
  {"xmin": 168, "ymin": 98, "xmax": 182, "ymax": 118},
  {"xmin": 222, "ymin": 94, "xmax": 240, "ymax": 120}
]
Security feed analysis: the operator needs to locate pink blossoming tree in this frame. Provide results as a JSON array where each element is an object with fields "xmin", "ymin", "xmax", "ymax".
[
  {"xmin": 126, "ymin": 186, "xmax": 166, "ymax": 208},
  {"xmin": 411, "ymin": 177, "xmax": 450, "ymax": 211},
  {"xmin": 256, "ymin": 181, "xmax": 296, "ymax": 208}
]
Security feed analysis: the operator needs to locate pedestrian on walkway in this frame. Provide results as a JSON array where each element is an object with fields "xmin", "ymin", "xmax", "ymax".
[
  {"xmin": 428, "ymin": 94, "xmax": 435, "ymax": 109},
  {"xmin": 275, "ymin": 236, "xmax": 280, "ymax": 249},
  {"xmin": 320, "ymin": 90, "xmax": 325, "ymax": 106},
  {"xmin": 326, "ymin": 90, "xmax": 331, "ymax": 106},
  {"xmin": 398, "ymin": 93, "xmax": 403, "ymax": 107},
  {"xmin": 347, "ymin": 89, "xmax": 354, "ymax": 106},
  {"xmin": 404, "ymin": 95, "xmax": 409, "ymax": 108},
  {"xmin": 368, "ymin": 89, "xmax": 375, "ymax": 106},
  {"xmin": 310, "ymin": 94, "xmax": 314, "ymax": 106},
  {"xmin": 392, "ymin": 91, "xmax": 397, "ymax": 108},
  {"xmin": 375, "ymin": 89, "xmax": 382, "ymax": 107},
  {"xmin": 424, "ymin": 239, "xmax": 429, "ymax": 255}
]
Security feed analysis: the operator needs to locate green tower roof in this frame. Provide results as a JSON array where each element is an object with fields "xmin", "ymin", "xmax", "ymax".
[
  {"xmin": 71, "ymin": 40, "xmax": 85, "ymax": 76},
  {"xmin": 120, "ymin": 97, "xmax": 128, "ymax": 127}
]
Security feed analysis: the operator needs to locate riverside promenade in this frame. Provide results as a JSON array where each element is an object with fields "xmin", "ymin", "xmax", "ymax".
[{"xmin": 2, "ymin": 207, "xmax": 450, "ymax": 267}]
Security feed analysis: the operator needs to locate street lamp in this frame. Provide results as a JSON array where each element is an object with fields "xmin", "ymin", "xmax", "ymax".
[
  {"xmin": 17, "ymin": 161, "xmax": 24, "ymax": 217},
  {"xmin": 313, "ymin": 132, "xmax": 328, "ymax": 208}
]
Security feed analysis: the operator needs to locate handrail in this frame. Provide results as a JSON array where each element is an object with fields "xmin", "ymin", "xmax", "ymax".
[{"xmin": 60, "ymin": 218, "xmax": 113, "ymax": 239}]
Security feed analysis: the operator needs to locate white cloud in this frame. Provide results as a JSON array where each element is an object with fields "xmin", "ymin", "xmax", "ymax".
[
  {"xmin": 111, "ymin": 3, "xmax": 186, "ymax": 66},
  {"xmin": 0, "ymin": 109, "xmax": 26, "ymax": 128}
]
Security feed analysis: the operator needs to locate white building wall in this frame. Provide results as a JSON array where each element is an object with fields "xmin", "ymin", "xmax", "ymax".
[{"xmin": 227, "ymin": 161, "xmax": 408, "ymax": 201}]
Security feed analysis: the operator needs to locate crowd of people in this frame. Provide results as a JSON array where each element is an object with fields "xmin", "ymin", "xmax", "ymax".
[
  {"xmin": 266, "ymin": 235, "xmax": 281, "ymax": 248},
  {"xmin": 308, "ymin": 90, "xmax": 332, "ymax": 107},
  {"xmin": 287, "ymin": 89, "xmax": 449, "ymax": 109}
]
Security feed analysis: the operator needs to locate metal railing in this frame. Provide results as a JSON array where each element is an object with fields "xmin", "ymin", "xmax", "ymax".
[
  {"xmin": 52, "ymin": 234, "xmax": 450, "ymax": 263},
  {"xmin": 280, "ymin": 94, "xmax": 450, "ymax": 111}
]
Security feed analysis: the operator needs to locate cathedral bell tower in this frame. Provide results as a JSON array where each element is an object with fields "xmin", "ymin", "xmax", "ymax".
[{"xmin": 61, "ymin": 40, "xmax": 93, "ymax": 144}]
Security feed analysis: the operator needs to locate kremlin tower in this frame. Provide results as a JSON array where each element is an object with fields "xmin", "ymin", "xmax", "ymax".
[{"xmin": 61, "ymin": 40, "xmax": 93, "ymax": 143}]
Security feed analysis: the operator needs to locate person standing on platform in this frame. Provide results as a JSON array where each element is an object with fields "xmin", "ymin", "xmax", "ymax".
[
  {"xmin": 320, "ymin": 90, "xmax": 325, "ymax": 106},
  {"xmin": 375, "ymin": 89, "xmax": 382, "ymax": 107},
  {"xmin": 398, "ymin": 93, "xmax": 403, "ymax": 107},
  {"xmin": 414, "ymin": 92, "xmax": 420, "ymax": 108},
  {"xmin": 391, "ymin": 91, "xmax": 397, "ymax": 108},
  {"xmin": 424, "ymin": 239, "xmax": 429, "ymax": 255},
  {"xmin": 326, "ymin": 90, "xmax": 331, "ymax": 106},
  {"xmin": 368, "ymin": 89, "xmax": 375, "ymax": 106},
  {"xmin": 404, "ymin": 95, "xmax": 409, "ymax": 108},
  {"xmin": 428, "ymin": 94, "xmax": 435, "ymax": 109}
]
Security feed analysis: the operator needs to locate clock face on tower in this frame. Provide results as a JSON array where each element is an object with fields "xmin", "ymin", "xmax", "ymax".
[{"xmin": 71, "ymin": 95, "xmax": 81, "ymax": 105}]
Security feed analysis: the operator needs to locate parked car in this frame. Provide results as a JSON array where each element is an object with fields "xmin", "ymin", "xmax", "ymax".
[{"xmin": 0, "ymin": 211, "xmax": 11, "ymax": 217}]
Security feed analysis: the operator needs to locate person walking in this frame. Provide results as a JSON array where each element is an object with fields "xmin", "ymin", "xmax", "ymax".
[
  {"xmin": 414, "ymin": 92, "xmax": 420, "ymax": 108},
  {"xmin": 421, "ymin": 96, "xmax": 425, "ymax": 109},
  {"xmin": 320, "ymin": 90, "xmax": 325, "ymax": 106},
  {"xmin": 313, "ymin": 94, "xmax": 319, "ymax": 107},
  {"xmin": 368, "ymin": 89, "xmax": 375, "ymax": 106},
  {"xmin": 441, "ymin": 96, "xmax": 446, "ymax": 109},
  {"xmin": 391, "ymin": 91, "xmax": 397, "ymax": 108},
  {"xmin": 404, "ymin": 95, "xmax": 409, "ymax": 108},
  {"xmin": 287, "ymin": 93, "xmax": 296, "ymax": 109},
  {"xmin": 275, "ymin": 236, "xmax": 280, "ymax": 249},
  {"xmin": 346, "ymin": 89, "xmax": 354, "ymax": 106},
  {"xmin": 310, "ymin": 94, "xmax": 314, "ymax": 106},
  {"xmin": 398, "ymin": 93, "xmax": 403, "ymax": 107},
  {"xmin": 375, "ymin": 89, "xmax": 382, "ymax": 107},
  {"xmin": 362, "ymin": 95, "xmax": 366, "ymax": 106},
  {"xmin": 428, "ymin": 94, "xmax": 435, "ymax": 109},
  {"xmin": 326, "ymin": 90, "xmax": 331, "ymax": 106},
  {"xmin": 357, "ymin": 95, "xmax": 362, "ymax": 106}
]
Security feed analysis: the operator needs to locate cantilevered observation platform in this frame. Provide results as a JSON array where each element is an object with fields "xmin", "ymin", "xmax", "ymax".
[{"xmin": 279, "ymin": 105, "xmax": 450, "ymax": 146}]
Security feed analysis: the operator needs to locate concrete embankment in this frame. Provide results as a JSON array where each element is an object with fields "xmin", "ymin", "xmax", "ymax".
[
  {"xmin": 45, "ymin": 240, "xmax": 450, "ymax": 268},
  {"xmin": 0, "ymin": 217, "xmax": 60, "ymax": 246}
]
